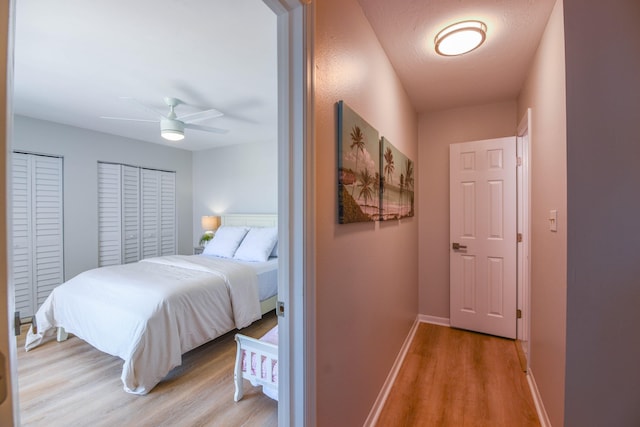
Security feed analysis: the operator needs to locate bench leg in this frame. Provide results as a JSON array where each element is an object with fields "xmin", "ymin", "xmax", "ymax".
[{"xmin": 234, "ymin": 369, "xmax": 244, "ymax": 402}]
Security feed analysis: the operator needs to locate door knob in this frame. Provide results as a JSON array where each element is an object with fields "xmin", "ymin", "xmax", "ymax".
[{"xmin": 452, "ymin": 242, "xmax": 467, "ymax": 250}]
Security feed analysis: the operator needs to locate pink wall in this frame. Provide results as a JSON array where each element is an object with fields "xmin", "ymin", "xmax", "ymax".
[
  {"xmin": 314, "ymin": 0, "xmax": 419, "ymax": 425},
  {"xmin": 418, "ymin": 101, "xmax": 517, "ymax": 318},
  {"xmin": 563, "ymin": 0, "xmax": 640, "ymax": 425},
  {"xmin": 517, "ymin": 1, "xmax": 567, "ymax": 425}
]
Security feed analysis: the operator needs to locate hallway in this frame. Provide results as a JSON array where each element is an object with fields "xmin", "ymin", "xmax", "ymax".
[{"xmin": 377, "ymin": 323, "xmax": 540, "ymax": 426}]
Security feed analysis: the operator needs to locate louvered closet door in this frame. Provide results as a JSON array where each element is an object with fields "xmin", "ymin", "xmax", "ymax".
[
  {"xmin": 12, "ymin": 153, "xmax": 34, "ymax": 317},
  {"xmin": 12, "ymin": 153, "xmax": 64, "ymax": 317},
  {"xmin": 32, "ymin": 155, "xmax": 65, "ymax": 307},
  {"xmin": 122, "ymin": 165, "xmax": 140, "ymax": 263},
  {"xmin": 98, "ymin": 163, "xmax": 122, "ymax": 266},
  {"xmin": 159, "ymin": 171, "xmax": 176, "ymax": 255},
  {"xmin": 99, "ymin": 165, "xmax": 176, "ymax": 263},
  {"xmin": 141, "ymin": 168, "xmax": 160, "ymax": 259}
]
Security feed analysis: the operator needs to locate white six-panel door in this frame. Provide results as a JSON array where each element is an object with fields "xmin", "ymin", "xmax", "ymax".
[{"xmin": 449, "ymin": 137, "xmax": 517, "ymax": 339}]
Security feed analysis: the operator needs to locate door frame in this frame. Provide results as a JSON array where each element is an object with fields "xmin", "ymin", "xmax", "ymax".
[
  {"xmin": 263, "ymin": 0, "xmax": 315, "ymax": 425},
  {"xmin": 516, "ymin": 108, "xmax": 532, "ymax": 369},
  {"xmin": 1, "ymin": 0, "xmax": 18, "ymax": 422}
]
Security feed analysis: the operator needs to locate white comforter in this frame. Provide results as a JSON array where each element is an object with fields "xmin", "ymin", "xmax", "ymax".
[{"xmin": 25, "ymin": 255, "xmax": 261, "ymax": 395}]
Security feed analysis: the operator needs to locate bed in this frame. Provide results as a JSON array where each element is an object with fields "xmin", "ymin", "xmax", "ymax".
[
  {"xmin": 24, "ymin": 214, "xmax": 278, "ymax": 395},
  {"xmin": 234, "ymin": 325, "xmax": 278, "ymax": 401}
]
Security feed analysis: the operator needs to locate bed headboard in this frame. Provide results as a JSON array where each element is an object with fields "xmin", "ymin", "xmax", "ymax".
[{"xmin": 221, "ymin": 214, "xmax": 277, "ymax": 228}]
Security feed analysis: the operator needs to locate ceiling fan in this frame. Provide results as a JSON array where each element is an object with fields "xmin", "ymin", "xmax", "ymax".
[{"xmin": 101, "ymin": 97, "xmax": 229, "ymax": 141}]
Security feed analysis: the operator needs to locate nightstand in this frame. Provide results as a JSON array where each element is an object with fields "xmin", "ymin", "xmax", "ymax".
[{"xmin": 193, "ymin": 246, "xmax": 204, "ymax": 255}]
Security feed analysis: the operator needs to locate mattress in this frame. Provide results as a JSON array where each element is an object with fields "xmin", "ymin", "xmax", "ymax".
[{"xmin": 202, "ymin": 255, "xmax": 278, "ymax": 301}]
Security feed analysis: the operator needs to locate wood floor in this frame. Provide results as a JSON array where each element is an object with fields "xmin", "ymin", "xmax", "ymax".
[
  {"xmin": 377, "ymin": 323, "xmax": 540, "ymax": 427},
  {"xmin": 18, "ymin": 316, "xmax": 539, "ymax": 427},
  {"xmin": 16, "ymin": 312, "xmax": 278, "ymax": 427}
]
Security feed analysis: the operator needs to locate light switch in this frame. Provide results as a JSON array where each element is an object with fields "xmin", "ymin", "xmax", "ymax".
[{"xmin": 549, "ymin": 210, "xmax": 558, "ymax": 232}]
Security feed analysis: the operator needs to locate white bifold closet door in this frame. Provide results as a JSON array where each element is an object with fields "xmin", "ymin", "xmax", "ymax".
[
  {"xmin": 122, "ymin": 165, "xmax": 142, "ymax": 263},
  {"xmin": 159, "ymin": 171, "xmax": 176, "ymax": 256},
  {"xmin": 140, "ymin": 168, "xmax": 159, "ymax": 259},
  {"xmin": 98, "ymin": 163, "xmax": 175, "ymax": 267},
  {"xmin": 98, "ymin": 162, "xmax": 123, "ymax": 266},
  {"xmin": 12, "ymin": 153, "xmax": 64, "ymax": 319},
  {"xmin": 140, "ymin": 168, "xmax": 176, "ymax": 258}
]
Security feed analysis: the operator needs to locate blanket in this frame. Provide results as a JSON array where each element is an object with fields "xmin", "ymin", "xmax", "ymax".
[{"xmin": 25, "ymin": 255, "xmax": 261, "ymax": 395}]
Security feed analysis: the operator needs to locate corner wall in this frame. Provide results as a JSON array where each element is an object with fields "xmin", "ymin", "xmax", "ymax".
[
  {"xmin": 563, "ymin": 0, "xmax": 640, "ymax": 425},
  {"xmin": 517, "ymin": 1, "xmax": 567, "ymax": 425},
  {"xmin": 12, "ymin": 116, "xmax": 194, "ymax": 279},
  {"xmin": 191, "ymin": 141, "xmax": 277, "ymax": 245},
  {"xmin": 418, "ymin": 101, "xmax": 517, "ymax": 318},
  {"xmin": 315, "ymin": 0, "xmax": 418, "ymax": 424}
]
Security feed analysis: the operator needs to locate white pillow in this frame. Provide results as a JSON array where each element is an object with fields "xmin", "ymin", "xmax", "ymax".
[
  {"xmin": 233, "ymin": 227, "xmax": 278, "ymax": 262},
  {"xmin": 202, "ymin": 226, "xmax": 249, "ymax": 258}
]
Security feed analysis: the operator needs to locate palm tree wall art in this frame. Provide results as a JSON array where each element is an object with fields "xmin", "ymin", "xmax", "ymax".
[
  {"xmin": 337, "ymin": 101, "xmax": 381, "ymax": 223},
  {"xmin": 383, "ymin": 144, "xmax": 394, "ymax": 214},
  {"xmin": 337, "ymin": 101, "xmax": 414, "ymax": 224},
  {"xmin": 380, "ymin": 137, "xmax": 414, "ymax": 220}
]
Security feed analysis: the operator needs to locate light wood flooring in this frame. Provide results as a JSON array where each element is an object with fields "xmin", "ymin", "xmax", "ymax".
[
  {"xmin": 18, "ymin": 316, "xmax": 539, "ymax": 427},
  {"xmin": 16, "ymin": 312, "xmax": 278, "ymax": 427},
  {"xmin": 377, "ymin": 323, "xmax": 540, "ymax": 427}
]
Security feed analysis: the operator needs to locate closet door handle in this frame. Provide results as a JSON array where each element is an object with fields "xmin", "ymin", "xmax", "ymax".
[{"xmin": 452, "ymin": 242, "xmax": 467, "ymax": 250}]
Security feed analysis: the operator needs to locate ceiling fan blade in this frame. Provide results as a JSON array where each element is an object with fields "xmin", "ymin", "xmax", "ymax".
[
  {"xmin": 184, "ymin": 123, "xmax": 229, "ymax": 134},
  {"xmin": 119, "ymin": 97, "xmax": 167, "ymax": 119},
  {"xmin": 100, "ymin": 116, "xmax": 159, "ymax": 123},
  {"xmin": 177, "ymin": 108, "xmax": 224, "ymax": 123}
]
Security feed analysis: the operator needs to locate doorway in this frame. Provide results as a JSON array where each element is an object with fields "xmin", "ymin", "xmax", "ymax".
[
  {"xmin": 449, "ymin": 137, "xmax": 517, "ymax": 339},
  {"xmin": 1, "ymin": 1, "xmax": 312, "ymax": 425},
  {"xmin": 448, "ymin": 121, "xmax": 532, "ymax": 348}
]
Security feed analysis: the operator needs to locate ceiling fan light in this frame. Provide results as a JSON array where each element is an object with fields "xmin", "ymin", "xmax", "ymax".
[
  {"xmin": 161, "ymin": 129, "xmax": 184, "ymax": 141},
  {"xmin": 160, "ymin": 118, "xmax": 185, "ymax": 141},
  {"xmin": 435, "ymin": 20, "xmax": 487, "ymax": 56}
]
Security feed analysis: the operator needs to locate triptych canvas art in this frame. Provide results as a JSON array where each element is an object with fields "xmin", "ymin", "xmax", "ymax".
[{"xmin": 337, "ymin": 100, "xmax": 415, "ymax": 224}]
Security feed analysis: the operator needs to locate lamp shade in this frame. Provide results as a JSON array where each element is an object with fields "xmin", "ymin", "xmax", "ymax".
[{"xmin": 201, "ymin": 215, "xmax": 221, "ymax": 232}]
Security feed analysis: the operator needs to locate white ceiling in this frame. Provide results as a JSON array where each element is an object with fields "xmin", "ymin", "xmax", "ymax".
[
  {"xmin": 13, "ymin": 1, "xmax": 557, "ymax": 152},
  {"xmin": 357, "ymin": 0, "xmax": 557, "ymax": 113},
  {"xmin": 13, "ymin": 0, "xmax": 278, "ymax": 151}
]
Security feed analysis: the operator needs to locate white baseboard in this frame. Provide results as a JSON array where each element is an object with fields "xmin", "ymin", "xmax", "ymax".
[
  {"xmin": 418, "ymin": 314, "xmax": 450, "ymax": 327},
  {"xmin": 526, "ymin": 368, "xmax": 551, "ymax": 427},
  {"xmin": 363, "ymin": 317, "xmax": 421, "ymax": 427}
]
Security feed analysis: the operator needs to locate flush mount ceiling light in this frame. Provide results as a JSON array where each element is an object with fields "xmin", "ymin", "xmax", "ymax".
[{"xmin": 434, "ymin": 20, "xmax": 487, "ymax": 56}]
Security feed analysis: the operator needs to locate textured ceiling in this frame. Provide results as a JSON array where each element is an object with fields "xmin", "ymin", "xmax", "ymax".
[
  {"xmin": 13, "ymin": 0, "xmax": 278, "ymax": 151},
  {"xmin": 357, "ymin": 0, "xmax": 557, "ymax": 113}
]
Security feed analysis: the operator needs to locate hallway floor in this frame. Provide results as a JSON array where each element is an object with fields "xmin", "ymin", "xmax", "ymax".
[{"xmin": 376, "ymin": 323, "xmax": 540, "ymax": 427}]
